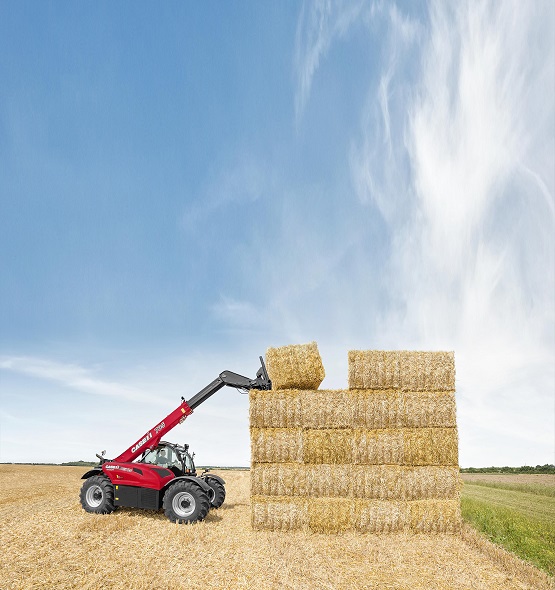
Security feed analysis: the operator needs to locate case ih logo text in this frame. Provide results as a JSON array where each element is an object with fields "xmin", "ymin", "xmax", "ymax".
[{"xmin": 131, "ymin": 432, "xmax": 152, "ymax": 453}]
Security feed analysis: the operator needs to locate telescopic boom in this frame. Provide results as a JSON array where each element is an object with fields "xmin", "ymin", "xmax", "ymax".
[{"xmin": 111, "ymin": 357, "xmax": 271, "ymax": 464}]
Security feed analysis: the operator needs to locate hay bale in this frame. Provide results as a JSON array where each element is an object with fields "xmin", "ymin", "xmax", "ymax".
[
  {"xmin": 351, "ymin": 465, "xmax": 405, "ymax": 499},
  {"xmin": 402, "ymin": 391, "xmax": 457, "ymax": 428},
  {"xmin": 302, "ymin": 429, "xmax": 354, "ymax": 464},
  {"xmin": 250, "ymin": 463, "xmax": 308, "ymax": 497},
  {"xmin": 354, "ymin": 499, "xmax": 409, "ymax": 532},
  {"xmin": 348, "ymin": 350, "xmax": 400, "ymax": 389},
  {"xmin": 266, "ymin": 342, "xmax": 325, "ymax": 390},
  {"xmin": 251, "ymin": 495, "xmax": 308, "ymax": 531},
  {"xmin": 250, "ymin": 346, "xmax": 460, "ymax": 535},
  {"xmin": 403, "ymin": 428, "xmax": 459, "ymax": 466},
  {"xmin": 249, "ymin": 389, "xmax": 302, "ymax": 429},
  {"xmin": 353, "ymin": 429, "xmax": 404, "ymax": 465},
  {"xmin": 351, "ymin": 390, "xmax": 404, "ymax": 429},
  {"xmin": 404, "ymin": 466, "xmax": 462, "ymax": 500},
  {"xmin": 301, "ymin": 390, "xmax": 353, "ymax": 429},
  {"xmin": 398, "ymin": 351, "xmax": 455, "ymax": 391},
  {"xmin": 306, "ymin": 464, "xmax": 351, "ymax": 497},
  {"xmin": 409, "ymin": 499, "xmax": 462, "ymax": 533},
  {"xmin": 250, "ymin": 428, "xmax": 303, "ymax": 463},
  {"xmin": 308, "ymin": 498, "xmax": 354, "ymax": 533}
]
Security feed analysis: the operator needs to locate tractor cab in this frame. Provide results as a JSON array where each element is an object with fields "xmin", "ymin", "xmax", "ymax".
[{"xmin": 141, "ymin": 442, "xmax": 197, "ymax": 477}]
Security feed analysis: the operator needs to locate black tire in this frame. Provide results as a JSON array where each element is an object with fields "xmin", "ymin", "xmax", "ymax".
[
  {"xmin": 162, "ymin": 481, "xmax": 210, "ymax": 524},
  {"xmin": 80, "ymin": 475, "xmax": 115, "ymax": 514},
  {"xmin": 205, "ymin": 478, "xmax": 226, "ymax": 508}
]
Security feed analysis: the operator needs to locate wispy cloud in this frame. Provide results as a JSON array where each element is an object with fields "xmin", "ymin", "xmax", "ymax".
[
  {"xmin": 294, "ymin": 0, "xmax": 368, "ymax": 124},
  {"xmin": 348, "ymin": 0, "xmax": 554, "ymax": 464},
  {"xmin": 181, "ymin": 152, "xmax": 268, "ymax": 234},
  {"xmin": 0, "ymin": 356, "xmax": 155, "ymax": 404}
]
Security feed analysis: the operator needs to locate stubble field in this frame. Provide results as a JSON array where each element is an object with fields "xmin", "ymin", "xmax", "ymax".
[{"xmin": 0, "ymin": 465, "xmax": 551, "ymax": 590}]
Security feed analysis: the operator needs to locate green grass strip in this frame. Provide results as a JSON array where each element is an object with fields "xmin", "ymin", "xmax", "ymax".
[
  {"xmin": 462, "ymin": 483, "xmax": 555, "ymax": 521},
  {"xmin": 463, "ymin": 479, "xmax": 555, "ymax": 498},
  {"xmin": 461, "ymin": 492, "xmax": 555, "ymax": 576}
]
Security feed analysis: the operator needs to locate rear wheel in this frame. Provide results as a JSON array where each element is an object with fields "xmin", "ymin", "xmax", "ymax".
[
  {"xmin": 80, "ymin": 475, "xmax": 115, "ymax": 514},
  {"xmin": 205, "ymin": 478, "xmax": 226, "ymax": 508},
  {"xmin": 162, "ymin": 481, "xmax": 210, "ymax": 524}
]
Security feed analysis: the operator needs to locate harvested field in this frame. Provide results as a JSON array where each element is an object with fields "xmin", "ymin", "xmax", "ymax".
[
  {"xmin": 462, "ymin": 473, "xmax": 555, "ymax": 487},
  {"xmin": 0, "ymin": 465, "xmax": 551, "ymax": 590}
]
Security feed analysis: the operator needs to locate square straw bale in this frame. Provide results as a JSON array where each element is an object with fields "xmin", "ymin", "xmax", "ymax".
[
  {"xmin": 404, "ymin": 467, "xmax": 462, "ymax": 500},
  {"xmin": 249, "ymin": 389, "xmax": 302, "ymax": 429},
  {"xmin": 266, "ymin": 342, "xmax": 325, "ymax": 390},
  {"xmin": 401, "ymin": 391, "xmax": 457, "ymax": 428},
  {"xmin": 306, "ymin": 464, "xmax": 352, "ymax": 497},
  {"xmin": 351, "ymin": 390, "xmax": 404, "ymax": 429},
  {"xmin": 302, "ymin": 429, "xmax": 354, "ymax": 464},
  {"xmin": 250, "ymin": 463, "xmax": 308, "ymax": 497},
  {"xmin": 308, "ymin": 497, "xmax": 354, "ymax": 533},
  {"xmin": 403, "ymin": 428, "xmax": 459, "ymax": 466},
  {"xmin": 301, "ymin": 389, "xmax": 353, "ymax": 429},
  {"xmin": 351, "ymin": 465, "xmax": 405, "ymax": 499},
  {"xmin": 409, "ymin": 499, "xmax": 462, "ymax": 533},
  {"xmin": 398, "ymin": 351, "xmax": 455, "ymax": 391},
  {"xmin": 353, "ymin": 429, "xmax": 404, "ymax": 465},
  {"xmin": 354, "ymin": 499, "xmax": 409, "ymax": 533},
  {"xmin": 348, "ymin": 350, "xmax": 400, "ymax": 390},
  {"xmin": 250, "ymin": 428, "xmax": 303, "ymax": 464},
  {"xmin": 251, "ymin": 496, "xmax": 308, "ymax": 531}
]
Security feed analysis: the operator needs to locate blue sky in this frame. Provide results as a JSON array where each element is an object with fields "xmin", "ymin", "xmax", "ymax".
[{"xmin": 1, "ymin": 1, "xmax": 553, "ymax": 467}]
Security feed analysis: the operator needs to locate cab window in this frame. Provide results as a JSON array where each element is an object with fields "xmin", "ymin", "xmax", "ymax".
[{"xmin": 143, "ymin": 447, "xmax": 180, "ymax": 469}]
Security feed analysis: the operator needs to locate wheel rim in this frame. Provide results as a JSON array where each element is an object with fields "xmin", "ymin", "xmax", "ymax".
[
  {"xmin": 208, "ymin": 487, "xmax": 216, "ymax": 503},
  {"xmin": 86, "ymin": 484, "xmax": 104, "ymax": 508},
  {"xmin": 172, "ymin": 491, "xmax": 196, "ymax": 518}
]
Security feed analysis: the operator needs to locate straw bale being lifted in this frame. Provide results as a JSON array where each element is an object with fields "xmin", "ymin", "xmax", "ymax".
[{"xmin": 266, "ymin": 342, "xmax": 325, "ymax": 390}]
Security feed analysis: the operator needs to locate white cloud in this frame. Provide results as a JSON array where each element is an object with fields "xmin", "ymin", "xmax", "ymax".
[
  {"xmin": 350, "ymin": 0, "xmax": 554, "ymax": 465},
  {"xmin": 294, "ymin": 0, "xmax": 368, "ymax": 124},
  {"xmin": 181, "ymin": 152, "xmax": 267, "ymax": 234},
  {"xmin": 0, "ymin": 356, "xmax": 155, "ymax": 404}
]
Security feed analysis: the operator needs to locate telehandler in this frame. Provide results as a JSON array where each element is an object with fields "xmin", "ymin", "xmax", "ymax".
[{"xmin": 79, "ymin": 357, "xmax": 271, "ymax": 524}]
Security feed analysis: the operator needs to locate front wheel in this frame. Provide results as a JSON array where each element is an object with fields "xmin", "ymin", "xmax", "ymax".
[
  {"xmin": 80, "ymin": 475, "xmax": 115, "ymax": 514},
  {"xmin": 205, "ymin": 478, "xmax": 226, "ymax": 508},
  {"xmin": 162, "ymin": 481, "xmax": 210, "ymax": 524}
]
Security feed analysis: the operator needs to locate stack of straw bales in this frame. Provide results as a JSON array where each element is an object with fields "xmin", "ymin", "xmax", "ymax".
[{"xmin": 251, "ymin": 344, "xmax": 461, "ymax": 533}]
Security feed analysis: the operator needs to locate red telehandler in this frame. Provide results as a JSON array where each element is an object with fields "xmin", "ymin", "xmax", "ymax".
[{"xmin": 80, "ymin": 357, "xmax": 271, "ymax": 524}]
